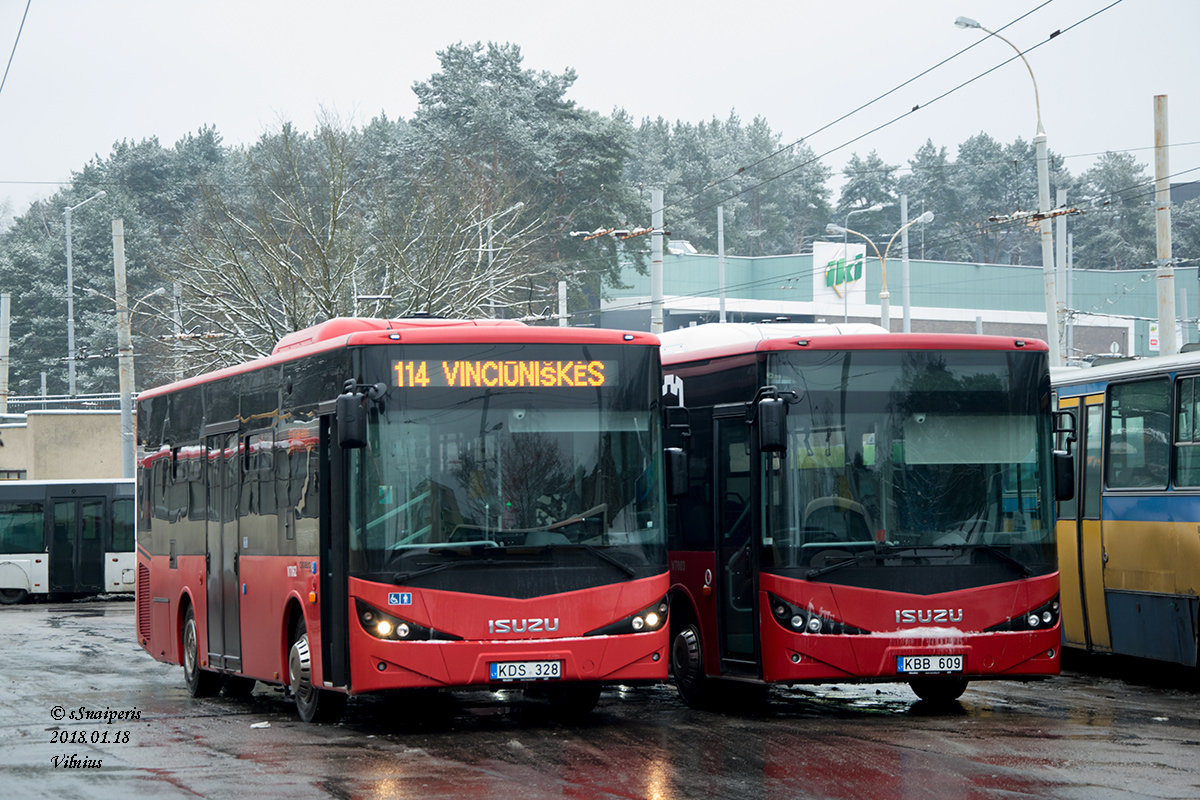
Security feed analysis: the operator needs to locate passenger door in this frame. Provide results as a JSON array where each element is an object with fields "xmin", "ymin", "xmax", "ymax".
[
  {"xmin": 205, "ymin": 430, "xmax": 243, "ymax": 671},
  {"xmin": 714, "ymin": 409, "xmax": 759, "ymax": 673},
  {"xmin": 1079, "ymin": 398, "xmax": 1111, "ymax": 651},
  {"xmin": 47, "ymin": 495, "xmax": 105, "ymax": 594}
]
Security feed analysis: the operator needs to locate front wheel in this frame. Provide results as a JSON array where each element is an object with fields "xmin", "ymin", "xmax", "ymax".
[
  {"xmin": 0, "ymin": 588, "xmax": 28, "ymax": 605},
  {"xmin": 288, "ymin": 617, "xmax": 346, "ymax": 723},
  {"xmin": 909, "ymin": 677, "xmax": 969, "ymax": 704},
  {"xmin": 671, "ymin": 622, "xmax": 710, "ymax": 708},
  {"xmin": 182, "ymin": 606, "xmax": 223, "ymax": 697}
]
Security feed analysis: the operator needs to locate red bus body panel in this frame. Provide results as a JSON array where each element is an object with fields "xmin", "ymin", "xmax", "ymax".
[
  {"xmin": 348, "ymin": 574, "xmax": 668, "ymax": 693},
  {"xmin": 757, "ymin": 572, "xmax": 1060, "ymax": 682}
]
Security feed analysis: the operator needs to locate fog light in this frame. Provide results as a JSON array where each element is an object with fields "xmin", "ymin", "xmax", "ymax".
[
  {"xmin": 807, "ymin": 617, "xmax": 822, "ymax": 633},
  {"xmin": 790, "ymin": 653, "xmax": 801, "ymax": 663},
  {"xmin": 1047, "ymin": 649, "xmax": 1056, "ymax": 658},
  {"xmin": 791, "ymin": 615, "xmax": 804, "ymax": 629},
  {"xmin": 376, "ymin": 620, "xmax": 393, "ymax": 637},
  {"xmin": 1027, "ymin": 614, "xmax": 1040, "ymax": 628},
  {"xmin": 631, "ymin": 616, "xmax": 645, "ymax": 631}
]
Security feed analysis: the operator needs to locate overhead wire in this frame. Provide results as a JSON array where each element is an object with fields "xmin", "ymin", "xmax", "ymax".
[
  {"xmin": 0, "ymin": 0, "xmax": 31, "ymax": 102},
  {"xmin": 665, "ymin": 0, "xmax": 1127, "ymax": 226},
  {"xmin": 654, "ymin": 0, "xmax": 1061, "ymax": 218}
]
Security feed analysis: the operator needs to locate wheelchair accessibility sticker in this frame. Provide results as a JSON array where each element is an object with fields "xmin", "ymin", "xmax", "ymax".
[{"xmin": 388, "ymin": 592, "xmax": 413, "ymax": 606}]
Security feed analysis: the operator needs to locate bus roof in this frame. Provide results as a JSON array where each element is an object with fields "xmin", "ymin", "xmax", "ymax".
[
  {"xmin": 660, "ymin": 322, "xmax": 1047, "ymax": 364},
  {"xmin": 1052, "ymin": 349, "xmax": 1200, "ymax": 392},
  {"xmin": 140, "ymin": 317, "xmax": 660, "ymax": 400}
]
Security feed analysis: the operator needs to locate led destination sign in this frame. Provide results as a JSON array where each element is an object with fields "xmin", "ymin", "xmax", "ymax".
[{"xmin": 393, "ymin": 360, "xmax": 614, "ymax": 389}]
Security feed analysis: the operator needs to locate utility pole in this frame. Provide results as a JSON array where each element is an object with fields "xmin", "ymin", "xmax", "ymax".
[
  {"xmin": 650, "ymin": 188, "xmax": 664, "ymax": 334},
  {"xmin": 0, "ymin": 293, "xmax": 9, "ymax": 414},
  {"xmin": 900, "ymin": 194, "xmax": 911, "ymax": 333},
  {"xmin": 113, "ymin": 219, "xmax": 135, "ymax": 479},
  {"xmin": 1154, "ymin": 94, "xmax": 1178, "ymax": 356},
  {"xmin": 717, "ymin": 206, "xmax": 726, "ymax": 323},
  {"xmin": 1056, "ymin": 188, "xmax": 1068, "ymax": 360}
]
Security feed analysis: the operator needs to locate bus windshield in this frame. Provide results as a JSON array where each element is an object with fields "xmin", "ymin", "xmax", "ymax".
[
  {"xmin": 762, "ymin": 348, "xmax": 1055, "ymax": 584},
  {"xmin": 348, "ymin": 344, "xmax": 665, "ymax": 590}
]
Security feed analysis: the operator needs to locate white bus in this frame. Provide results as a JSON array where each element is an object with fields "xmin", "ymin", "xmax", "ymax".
[{"xmin": 0, "ymin": 479, "xmax": 135, "ymax": 604}]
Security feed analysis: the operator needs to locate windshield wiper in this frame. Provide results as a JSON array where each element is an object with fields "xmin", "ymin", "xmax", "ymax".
[
  {"xmin": 804, "ymin": 545, "xmax": 944, "ymax": 580},
  {"xmin": 569, "ymin": 543, "xmax": 637, "ymax": 578},
  {"xmin": 392, "ymin": 557, "xmax": 545, "ymax": 584},
  {"xmin": 806, "ymin": 550, "xmax": 879, "ymax": 580}
]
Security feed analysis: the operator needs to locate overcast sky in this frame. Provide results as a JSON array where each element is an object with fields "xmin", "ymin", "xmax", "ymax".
[{"xmin": 1, "ymin": 0, "xmax": 1196, "ymax": 219}]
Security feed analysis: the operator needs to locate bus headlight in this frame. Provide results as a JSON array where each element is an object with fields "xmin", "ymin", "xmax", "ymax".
[
  {"xmin": 769, "ymin": 593, "xmax": 869, "ymax": 635},
  {"xmin": 585, "ymin": 597, "xmax": 669, "ymax": 636},
  {"xmin": 985, "ymin": 595, "xmax": 1060, "ymax": 633},
  {"xmin": 355, "ymin": 599, "xmax": 461, "ymax": 642}
]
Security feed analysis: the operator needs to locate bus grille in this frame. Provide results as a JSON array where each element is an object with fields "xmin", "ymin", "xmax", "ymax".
[{"xmin": 136, "ymin": 564, "xmax": 151, "ymax": 642}]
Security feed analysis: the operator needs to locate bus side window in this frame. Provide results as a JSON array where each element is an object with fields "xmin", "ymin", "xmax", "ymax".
[
  {"xmin": 1175, "ymin": 376, "xmax": 1200, "ymax": 487},
  {"xmin": 1107, "ymin": 379, "xmax": 1169, "ymax": 489}
]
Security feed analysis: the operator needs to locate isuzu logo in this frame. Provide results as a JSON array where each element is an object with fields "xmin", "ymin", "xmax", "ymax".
[
  {"xmin": 896, "ymin": 609, "xmax": 963, "ymax": 624},
  {"xmin": 488, "ymin": 618, "xmax": 560, "ymax": 634}
]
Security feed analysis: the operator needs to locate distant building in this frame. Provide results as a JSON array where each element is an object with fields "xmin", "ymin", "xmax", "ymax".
[
  {"xmin": 0, "ymin": 410, "xmax": 122, "ymax": 480},
  {"xmin": 599, "ymin": 249, "xmax": 1197, "ymax": 361}
]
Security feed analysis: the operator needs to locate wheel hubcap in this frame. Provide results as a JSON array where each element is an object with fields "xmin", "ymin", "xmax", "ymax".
[
  {"xmin": 289, "ymin": 633, "xmax": 313, "ymax": 704},
  {"xmin": 184, "ymin": 618, "xmax": 197, "ymax": 676}
]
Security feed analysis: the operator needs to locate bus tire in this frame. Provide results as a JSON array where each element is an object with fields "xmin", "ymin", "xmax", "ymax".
[
  {"xmin": 909, "ymin": 677, "xmax": 969, "ymax": 704},
  {"xmin": 0, "ymin": 588, "xmax": 28, "ymax": 605},
  {"xmin": 671, "ymin": 622, "xmax": 710, "ymax": 708},
  {"xmin": 288, "ymin": 617, "xmax": 346, "ymax": 724},
  {"xmin": 182, "ymin": 606, "xmax": 223, "ymax": 697}
]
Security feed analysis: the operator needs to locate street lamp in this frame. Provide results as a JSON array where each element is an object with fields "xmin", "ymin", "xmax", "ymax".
[
  {"xmin": 956, "ymin": 16, "xmax": 1060, "ymax": 365},
  {"xmin": 835, "ymin": 204, "xmax": 883, "ymax": 323},
  {"xmin": 64, "ymin": 190, "xmax": 106, "ymax": 395},
  {"xmin": 828, "ymin": 211, "xmax": 935, "ymax": 329}
]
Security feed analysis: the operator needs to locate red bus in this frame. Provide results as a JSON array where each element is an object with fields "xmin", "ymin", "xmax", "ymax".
[
  {"xmin": 136, "ymin": 317, "xmax": 670, "ymax": 722},
  {"xmin": 660, "ymin": 323, "xmax": 1072, "ymax": 705}
]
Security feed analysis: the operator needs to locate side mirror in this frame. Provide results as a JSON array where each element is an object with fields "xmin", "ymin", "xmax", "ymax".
[
  {"xmin": 337, "ymin": 391, "xmax": 368, "ymax": 449},
  {"xmin": 665, "ymin": 447, "xmax": 688, "ymax": 499},
  {"xmin": 1054, "ymin": 450, "xmax": 1075, "ymax": 501},
  {"xmin": 758, "ymin": 397, "xmax": 787, "ymax": 453},
  {"xmin": 664, "ymin": 406, "xmax": 691, "ymax": 451},
  {"xmin": 1053, "ymin": 409, "xmax": 1077, "ymax": 454}
]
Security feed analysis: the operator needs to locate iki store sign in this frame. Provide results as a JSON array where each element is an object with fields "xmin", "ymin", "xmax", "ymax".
[{"xmin": 812, "ymin": 241, "xmax": 868, "ymax": 310}]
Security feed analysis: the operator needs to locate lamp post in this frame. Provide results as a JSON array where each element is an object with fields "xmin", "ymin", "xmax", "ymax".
[
  {"xmin": 64, "ymin": 190, "xmax": 106, "ymax": 395},
  {"xmin": 838, "ymin": 204, "xmax": 883, "ymax": 323},
  {"xmin": 828, "ymin": 211, "xmax": 935, "ymax": 329},
  {"xmin": 956, "ymin": 16, "xmax": 1060, "ymax": 366}
]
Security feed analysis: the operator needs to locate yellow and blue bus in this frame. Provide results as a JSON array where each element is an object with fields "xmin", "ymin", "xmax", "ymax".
[{"xmin": 1053, "ymin": 351, "xmax": 1200, "ymax": 667}]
